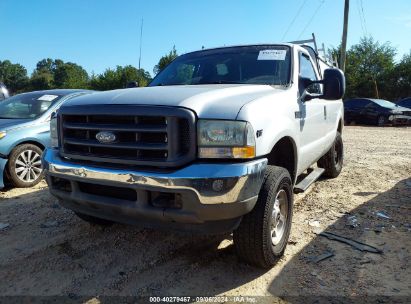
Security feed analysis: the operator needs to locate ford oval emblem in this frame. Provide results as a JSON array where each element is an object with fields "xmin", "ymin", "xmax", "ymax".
[{"xmin": 96, "ymin": 131, "xmax": 117, "ymax": 144}]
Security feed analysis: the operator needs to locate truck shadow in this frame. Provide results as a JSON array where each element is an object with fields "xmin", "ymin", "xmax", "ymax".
[{"xmin": 267, "ymin": 178, "xmax": 411, "ymax": 301}]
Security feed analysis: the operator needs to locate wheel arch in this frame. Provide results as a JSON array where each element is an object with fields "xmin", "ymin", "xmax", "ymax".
[
  {"xmin": 266, "ymin": 136, "xmax": 298, "ymax": 184},
  {"xmin": 9, "ymin": 140, "xmax": 46, "ymax": 155}
]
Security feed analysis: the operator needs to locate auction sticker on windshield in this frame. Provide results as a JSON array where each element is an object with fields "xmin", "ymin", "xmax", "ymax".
[
  {"xmin": 38, "ymin": 94, "xmax": 59, "ymax": 101},
  {"xmin": 257, "ymin": 50, "xmax": 287, "ymax": 60}
]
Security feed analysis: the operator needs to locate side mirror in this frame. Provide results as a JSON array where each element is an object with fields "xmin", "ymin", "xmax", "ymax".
[
  {"xmin": 299, "ymin": 68, "xmax": 345, "ymax": 101},
  {"xmin": 298, "ymin": 76, "xmax": 319, "ymax": 102},
  {"xmin": 322, "ymin": 68, "xmax": 345, "ymax": 100}
]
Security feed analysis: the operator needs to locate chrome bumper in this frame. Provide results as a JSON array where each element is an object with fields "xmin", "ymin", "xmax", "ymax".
[{"xmin": 42, "ymin": 148, "xmax": 267, "ymax": 205}]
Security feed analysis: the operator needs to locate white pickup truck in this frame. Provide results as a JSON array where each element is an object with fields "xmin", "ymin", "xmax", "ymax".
[{"xmin": 42, "ymin": 43, "xmax": 345, "ymax": 268}]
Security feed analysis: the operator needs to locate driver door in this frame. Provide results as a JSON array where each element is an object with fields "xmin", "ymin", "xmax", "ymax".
[{"xmin": 296, "ymin": 52, "xmax": 327, "ymax": 171}]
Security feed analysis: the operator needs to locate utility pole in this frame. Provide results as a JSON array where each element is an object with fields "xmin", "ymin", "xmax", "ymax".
[
  {"xmin": 138, "ymin": 18, "xmax": 144, "ymax": 70},
  {"xmin": 340, "ymin": 0, "xmax": 349, "ymax": 71}
]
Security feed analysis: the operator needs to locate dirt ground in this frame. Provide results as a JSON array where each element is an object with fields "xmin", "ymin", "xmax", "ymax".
[{"xmin": 0, "ymin": 126, "xmax": 410, "ymax": 302}]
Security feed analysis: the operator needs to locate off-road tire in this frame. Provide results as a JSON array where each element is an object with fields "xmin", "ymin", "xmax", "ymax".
[
  {"xmin": 233, "ymin": 166, "xmax": 293, "ymax": 268},
  {"xmin": 7, "ymin": 144, "xmax": 44, "ymax": 188},
  {"xmin": 75, "ymin": 212, "xmax": 114, "ymax": 226},
  {"xmin": 317, "ymin": 131, "xmax": 343, "ymax": 178}
]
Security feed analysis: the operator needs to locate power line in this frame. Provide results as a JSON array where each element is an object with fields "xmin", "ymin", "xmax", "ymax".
[
  {"xmin": 356, "ymin": 0, "xmax": 366, "ymax": 35},
  {"xmin": 281, "ymin": 0, "xmax": 308, "ymax": 41},
  {"xmin": 297, "ymin": 0, "xmax": 325, "ymax": 39},
  {"xmin": 359, "ymin": 0, "xmax": 368, "ymax": 35}
]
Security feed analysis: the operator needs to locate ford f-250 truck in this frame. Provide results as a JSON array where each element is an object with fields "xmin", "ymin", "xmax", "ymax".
[{"xmin": 42, "ymin": 43, "xmax": 345, "ymax": 268}]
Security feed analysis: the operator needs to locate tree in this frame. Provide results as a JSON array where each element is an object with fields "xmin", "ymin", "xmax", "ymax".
[
  {"xmin": 89, "ymin": 65, "xmax": 152, "ymax": 91},
  {"xmin": 344, "ymin": 37, "xmax": 396, "ymax": 99},
  {"xmin": 53, "ymin": 62, "xmax": 89, "ymax": 88},
  {"xmin": 153, "ymin": 46, "xmax": 178, "ymax": 75},
  {"xmin": 29, "ymin": 59, "xmax": 88, "ymax": 90},
  {"xmin": 0, "ymin": 60, "xmax": 29, "ymax": 93},
  {"xmin": 390, "ymin": 51, "xmax": 411, "ymax": 100}
]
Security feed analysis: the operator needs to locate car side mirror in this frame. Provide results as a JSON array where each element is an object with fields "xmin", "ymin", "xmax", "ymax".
[
  {"xmin": 299, "ymin": 76, "xmax": 319, "ymax": 102},
  {"xmin": 321, "ymin": 68, "xmax": 345, "ymax": 100}
]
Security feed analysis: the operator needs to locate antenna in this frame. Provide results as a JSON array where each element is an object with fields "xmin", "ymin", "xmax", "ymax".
[{"xmin": 138, "ymin": 18, "xmax": 144, "ymax": 70}]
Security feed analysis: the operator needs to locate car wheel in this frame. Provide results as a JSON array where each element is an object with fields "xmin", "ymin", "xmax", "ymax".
[
  {"xmin": 317, "ymin": 131, "xmax": 343, "ymax": 178},
  {"xmin": 377, "ymin": 115, "xmax": 386, "ymax": 127},
  {"xmin": 7, "ymin": 144, "xmax": 44, "ymax": 188},
  {"xmin": 75, "ymin": 212, "xmax": 114, "ymax": 226},
  {"xmin": 233, "ymin": 166, "xmax": 293, "ymax": 268}
]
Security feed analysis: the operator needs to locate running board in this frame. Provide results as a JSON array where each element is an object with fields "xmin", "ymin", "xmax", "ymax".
[{"xmin": 293, "ymin": 168, "xmax": 325, "ymax": 194}]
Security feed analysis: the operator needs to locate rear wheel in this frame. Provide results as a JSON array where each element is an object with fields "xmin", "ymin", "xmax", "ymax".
[
  {"xmin": 7, "ymin": 144, "xmax": 44, "ymax": 188},
  {"xmin": 377, "ymin": 115, "xmax": 386, "ymax": 127},
  {"xmin": 233, "ymin": 166, "xmax": 293, "ymax": 268},
  {"xmin": 317, "ymin": 131, "xmax": 343, "ymax": 178},
  {"xmin": 75, "ymin": 212, "xmax": 114, "ymax": 226}
]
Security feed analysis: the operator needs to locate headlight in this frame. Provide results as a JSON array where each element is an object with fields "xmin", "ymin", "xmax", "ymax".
[
  {"xmin": 0, "ymin": 131, "xmax": 6, "ymax": 140},
  {"xmin": 198, "ymin": 120, "xmax": 256, "ymax": 159},
  {"xmin": 391, "ymin": 110, "xmax": 403, "ymax": 114},
  {"xmin": 50, "ymin": 116, "xmax": 58, "ymax": 148}
]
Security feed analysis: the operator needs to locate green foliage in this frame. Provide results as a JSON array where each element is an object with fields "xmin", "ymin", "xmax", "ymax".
[
  {"xmin": 54, "ymin": 62, "xmax": 89, "ymax": 89},
  {"xmin": 0, "ymin": 60, "xmax": 29, "ymax": 93},
  {"xmin": 390, "ymin": 52, "xmax": 411, "ymax": 99},
  {"xmin": 89, "ymin": 65, "xmax": 152, "ymax": 91},
  {"xmin": 345, "ymin": 37, "xmax": 396, "ymax": 99},
  {"xmin": 153, "ymin": 46, "xmax": 178, "ymax": 75}
]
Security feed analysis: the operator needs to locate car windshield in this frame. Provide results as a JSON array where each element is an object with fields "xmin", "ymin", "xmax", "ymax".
[
  {"xmin": 372, "ymin": 99, "xmax": 398, "ymax": 108},
  {"xmin": 0, "ymin": 92, "xmax": 63, "ymax": 119},
  {"xmin": 149, "ymin": 45, "xmax": 291, "ymax": 86}
]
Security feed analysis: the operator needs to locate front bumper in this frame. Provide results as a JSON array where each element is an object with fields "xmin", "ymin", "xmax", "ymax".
[
  {"xmin": 389, "ymin": 114, "xmax": 411, "ymax": 125},
  {"xmin": 42, "ymin": 149, "xmax": 267, "ymax": 233}
]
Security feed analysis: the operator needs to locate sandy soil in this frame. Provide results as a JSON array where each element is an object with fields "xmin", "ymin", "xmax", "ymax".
[{"xmin": 0, "ymin": 126, "xmax": 410, "ymax": 302}]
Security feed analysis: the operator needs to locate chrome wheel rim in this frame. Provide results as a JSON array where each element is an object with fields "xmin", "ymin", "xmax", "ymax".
[
  {"xmin": 271, "ymin": 189, "xmax": 288, "ymax": 246},
  {"xmin": 15, "ymin": 150, "xmax": 42, "ymax": 182}
]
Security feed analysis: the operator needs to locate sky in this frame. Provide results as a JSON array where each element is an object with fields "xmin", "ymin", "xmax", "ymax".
[{"xmin": 1, "ymin": 0, "xmax": 410, "ymax": 77}]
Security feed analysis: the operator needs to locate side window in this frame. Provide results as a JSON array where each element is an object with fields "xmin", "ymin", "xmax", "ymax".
[
  {"xmin": 299, "ymin": 53, "xmax": 321, "ymax": 94},
  {"xmin": 365, "ymin": 101, "xmax": 377, "ymax": 108},
  {"xmin": 356, "ymin": 100, "xmax": 369, "ymax": 109}
]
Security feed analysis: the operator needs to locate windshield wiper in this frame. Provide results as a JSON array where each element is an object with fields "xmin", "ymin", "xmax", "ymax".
[{"xmin": 194, "ymin": 81, "xmax": 245, "ymax": 85}]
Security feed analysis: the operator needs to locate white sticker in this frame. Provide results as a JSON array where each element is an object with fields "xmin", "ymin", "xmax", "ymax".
[
  {"xmin": 38, "ymin": 94, "xmax": 59, "ymax": 101},
  {"xmin": 257, "ymin": 50, "xmax": 287, "ymax": 60}
]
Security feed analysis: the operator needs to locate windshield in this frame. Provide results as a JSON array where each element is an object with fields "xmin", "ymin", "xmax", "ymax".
[
  {"xmin": 372, "ymin": 99, "xmax": 398, "ymax": 108},
  {"xmin": 0, "ymin": 92, "xmax": 63, "ymax": 119},
  {"xmin": 149, "ymin": 45, "xmax": 291, "ymax": 86}
]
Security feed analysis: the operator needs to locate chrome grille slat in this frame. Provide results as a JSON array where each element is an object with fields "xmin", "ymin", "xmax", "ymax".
[
  {"xmin": 63, "ymin": 122, "xmax": 167, "ymax": 133},
  {"xmin": 64, "ymin": 138, "xmax": 168, "ymax": 150}
]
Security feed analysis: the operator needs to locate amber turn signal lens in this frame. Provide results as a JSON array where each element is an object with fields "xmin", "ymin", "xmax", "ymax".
[{"xmin": 232, "ymin": 146, "xmax": 255, "ymax": 158}]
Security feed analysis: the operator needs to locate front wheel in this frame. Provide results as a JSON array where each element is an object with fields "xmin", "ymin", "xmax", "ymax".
[
  {"xmin": 7, "ymin": 144, "xmax": 44, "ymax": 188},
  {"xmin": 233, "ymin": 166, "xmax": 293, "ymax": 268},
  {"xmin": 377, "ymin": 115, "xmax": 386, "ymax": 127}
]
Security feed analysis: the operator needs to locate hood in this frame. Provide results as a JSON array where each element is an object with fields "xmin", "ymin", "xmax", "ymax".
[
  {"xmin": 391, "ymin": 106, "xmax": 411, "ymax": 112},
  {"xmin": 0, "ymin": 118, "xmax": 31, "ymax": 131},
  {"xmin": 62, "ymin": 84, "xmax": 282, "ymax": 119}
]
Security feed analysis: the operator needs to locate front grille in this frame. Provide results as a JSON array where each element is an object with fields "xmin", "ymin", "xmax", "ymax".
[{"xmin": 58, "ymin": 105, "xmax": 196, "ymax": 167}]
